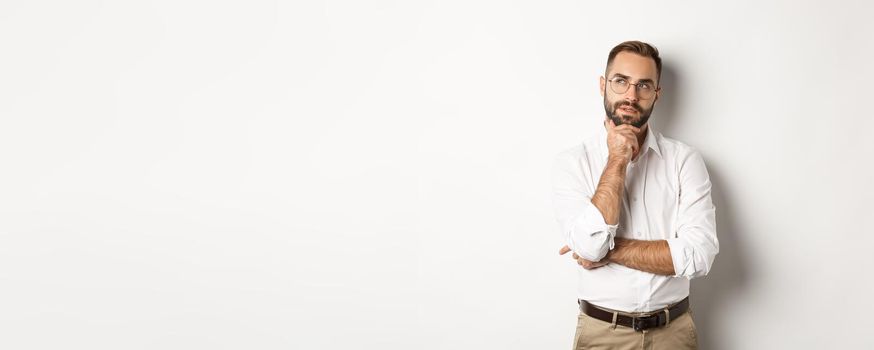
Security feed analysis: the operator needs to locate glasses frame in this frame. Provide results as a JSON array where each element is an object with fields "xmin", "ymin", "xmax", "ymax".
[{"xmin": 605, "ymin": 76, "xmax": 660, "ymax": 100}]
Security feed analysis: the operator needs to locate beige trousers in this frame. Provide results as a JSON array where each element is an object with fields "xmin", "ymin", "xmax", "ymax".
[{"xmin": 572, "ymin": 307, "xmax": 698, "ymax": 350}]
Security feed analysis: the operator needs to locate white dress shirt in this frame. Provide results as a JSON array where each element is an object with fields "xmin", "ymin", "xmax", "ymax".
[{"xmin": 551, "ymin": 124, "xmax": 719, "ymax": 313}]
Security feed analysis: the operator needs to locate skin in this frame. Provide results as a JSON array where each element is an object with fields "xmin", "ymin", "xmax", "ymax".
[{"xmin": 557, "ymin": 51, "xmax": 676, "ymax": 276}]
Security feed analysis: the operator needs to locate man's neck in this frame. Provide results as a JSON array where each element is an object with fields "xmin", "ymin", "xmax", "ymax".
[
  {"xmin": 630, "ymin": 123, "xmax": 648, "ymax": 162},
  {"xmin": 636, "ymin": 123, "xmax": 648, "ymax": 146}
]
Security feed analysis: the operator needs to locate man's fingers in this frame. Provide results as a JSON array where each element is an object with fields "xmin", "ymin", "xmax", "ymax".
[
  {"xmin": 613, "ymin": 127, "xmax": 636, "ymax": 136},
  {"xmin": 559, "ymin": 245, "xmax": 571, "ymax": 255},
  {"xmin": 615, "ymin": 129, "xmax": 638, "ymax": 139},
  {"xmin": 580, "ymin": 259, "xmax": 609, "ymax": 270},
  {"xmin": 618, "ymin": 132, "xmax": 640, "ymax": 148},
  {"xmin": 572, "ymin": 255, "xmax": 609, "ymax": 270},
  {"xmin": 572, "ymin": 253, "xmax": 579, "ymax": 259}
]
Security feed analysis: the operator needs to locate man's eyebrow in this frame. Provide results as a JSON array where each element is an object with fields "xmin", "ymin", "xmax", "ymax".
[{"xmin": 610, "ymin": 73, "xmax": 656, "ymax": 85}]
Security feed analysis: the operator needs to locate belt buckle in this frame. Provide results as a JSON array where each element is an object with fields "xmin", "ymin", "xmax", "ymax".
[{"xmin": 632, "ymin": 314, "xmax": 658, "ymax": 332}]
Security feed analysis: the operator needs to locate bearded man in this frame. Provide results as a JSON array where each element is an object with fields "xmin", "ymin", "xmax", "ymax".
[{"xmin": 552, "ymin": 41, "xmax": 719, "ymax": 349}]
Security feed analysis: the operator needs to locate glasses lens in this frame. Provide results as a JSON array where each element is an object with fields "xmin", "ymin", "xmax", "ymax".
[
  {"xmin": 610, "ymin": 79, "xmax": 628, "ymax": 94},
  {"xmin": 638, "ymin": 85, "xmax": 654, "ymax": 99}
]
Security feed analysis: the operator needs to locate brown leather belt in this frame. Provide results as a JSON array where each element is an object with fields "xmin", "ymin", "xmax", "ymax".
[{"xmin": 577, "ymin": 296, "xmax": 690, "ymax": 332}]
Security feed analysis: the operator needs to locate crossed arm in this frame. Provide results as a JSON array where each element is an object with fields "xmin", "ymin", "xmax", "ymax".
[
  {"xmin": 559, "ymin": 237, "xmax": 675, "ymax": 275},
  {"xmin": 605, "ymin": 238, "xmax": 675, "ymax": 275}
]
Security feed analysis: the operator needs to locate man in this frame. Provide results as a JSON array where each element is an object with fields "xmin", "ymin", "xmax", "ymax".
[{"xmin": 552, "ymin": 41, "xmax": 718, "ymax": 349}]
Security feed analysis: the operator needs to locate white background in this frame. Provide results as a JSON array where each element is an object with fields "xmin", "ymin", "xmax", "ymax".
[{"xmin": 1, "ymin": 1, "xmax": 872, "ymax": 349}]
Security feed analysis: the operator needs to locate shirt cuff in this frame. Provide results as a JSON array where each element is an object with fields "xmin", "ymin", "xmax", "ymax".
[
  {"xmin": 569, "ymin": 202, "xmax": 619, "ymax": 259},
  {"xmin": 666, "ymin": 237, "xmax": 691, "ymax": 278}
]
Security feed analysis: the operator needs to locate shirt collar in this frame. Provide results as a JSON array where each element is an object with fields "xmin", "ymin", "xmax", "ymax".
[{"xmin": 641, "ymin": 123, "xmax": 662, "ymax": 159}]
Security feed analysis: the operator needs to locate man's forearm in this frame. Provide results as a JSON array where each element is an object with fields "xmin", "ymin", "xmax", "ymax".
[
  {"xmin": 606, "ymin": 238, "xmax": 676, "ymax": 276},
  {"xmin": 591, "ymin": 155, "xmax": 628, "ymax": 225}
]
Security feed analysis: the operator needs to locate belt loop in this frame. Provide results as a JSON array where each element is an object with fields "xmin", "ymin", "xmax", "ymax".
[
  {"xmin": 611, "ymin": 312, "xmax": 618, "ymax": 330},
  {"xmin": 664, "ymin": 308, "xmax": 671, "ymax": 327}
]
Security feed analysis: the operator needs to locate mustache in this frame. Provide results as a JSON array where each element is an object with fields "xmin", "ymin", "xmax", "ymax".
[{"xmin": 614, "ymin": 101, "xmax": 642, "ymax": 112}]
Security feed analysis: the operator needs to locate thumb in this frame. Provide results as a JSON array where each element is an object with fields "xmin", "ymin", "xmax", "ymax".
[{"xmin": 559, "ymin": 245, "xmax": 571, "ymax": 255}]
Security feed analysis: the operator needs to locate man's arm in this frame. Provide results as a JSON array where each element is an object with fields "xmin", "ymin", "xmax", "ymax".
[
  {"xmin": 555, "ymin": 120, "xmax": 641, "ymax": 264},
  {"xmin": 590, "ymin": 155, "xmax": 629, "ymax": 225},
  {"xmin": 590, "ymin": 120, "xmax": 640, "ymax": 226},
  {"xmin": 665, "ymin": 149, "xmax": 719, "ymax": 279},
  {"xmin": 605, "ymin": 237, "xmax": 675, "ymax": 276}
]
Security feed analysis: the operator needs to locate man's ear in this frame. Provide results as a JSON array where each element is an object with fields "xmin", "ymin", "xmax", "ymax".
[{"xmin": 599, "ymin": 76, "xmax": 606, "ymax": 97}]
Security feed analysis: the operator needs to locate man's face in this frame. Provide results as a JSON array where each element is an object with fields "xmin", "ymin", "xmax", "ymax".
[{"xmin": 600, "ymin": 51, "xmax": 660, "ymax": 128}]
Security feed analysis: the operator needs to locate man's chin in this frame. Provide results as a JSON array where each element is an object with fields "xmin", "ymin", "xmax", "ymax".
[
  {"xmin": 609, "ymin": 114, "xmax": 648, "ymax": 128},
  {"xmin": 610, "ymin": 115, "xmax": 638, "ymax": 125}
]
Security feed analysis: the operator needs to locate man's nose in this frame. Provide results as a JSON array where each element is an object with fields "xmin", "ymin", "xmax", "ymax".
[{"xmin": 624, "ymin": 85, "xmax": 640, "ymax": 102}]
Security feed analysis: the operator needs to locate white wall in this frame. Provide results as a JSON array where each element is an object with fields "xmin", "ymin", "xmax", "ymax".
[{"xmin": 1, "ymin": 1, "xmax": 872, "ymax": 349}]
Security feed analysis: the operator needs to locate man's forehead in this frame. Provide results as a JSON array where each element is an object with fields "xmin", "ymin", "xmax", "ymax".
[{"xmin": 607, "ymin": 52, "xmax": 658, "ymax": 80}]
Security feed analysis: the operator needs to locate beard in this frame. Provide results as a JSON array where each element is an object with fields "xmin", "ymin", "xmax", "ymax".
[{"xmin": 603, "ymin": 97, "xmax": 653, "ymax": 128}]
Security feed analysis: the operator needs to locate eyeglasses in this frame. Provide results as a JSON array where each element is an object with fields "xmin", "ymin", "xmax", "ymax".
[{"xmin": 606, "ymin": 77, "xmax": 659, "ymax": 100}]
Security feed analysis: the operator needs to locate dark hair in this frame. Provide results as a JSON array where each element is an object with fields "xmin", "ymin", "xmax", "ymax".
[{"xmin": 606, "ymin": 41, "xmax": 662, "ymax": 84}]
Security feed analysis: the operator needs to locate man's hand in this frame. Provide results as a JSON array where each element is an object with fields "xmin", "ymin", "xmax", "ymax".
[
  {"xmin": 559, "ymin": 245, "xmax": 609, "ymax": 270},
  {"xmin": 605, "ymin": 119, "xmax": 640, "ymax": 162}
]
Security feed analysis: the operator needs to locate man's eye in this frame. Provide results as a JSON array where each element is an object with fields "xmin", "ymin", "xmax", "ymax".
[
  {"xmin": 614, "ymin": 78, "xmax": 627, "ymax": 85},
  {"xmin": 639, "ymin": 83, "xmax": 652, "ymax": 90}
]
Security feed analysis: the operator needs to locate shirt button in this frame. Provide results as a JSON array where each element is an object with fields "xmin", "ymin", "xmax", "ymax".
[{"xmin": 632, "ymin": 197, "xmax": 638, "ymax": 202}]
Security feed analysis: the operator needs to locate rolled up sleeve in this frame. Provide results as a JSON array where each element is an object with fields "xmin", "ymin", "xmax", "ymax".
[
  {"xmin": 551, "ymin": 151, "xmax": 618, "ymax": 262},
  {"xmin": 666, "ymin": 149, "xmax": 719, "ymax": 279}
]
